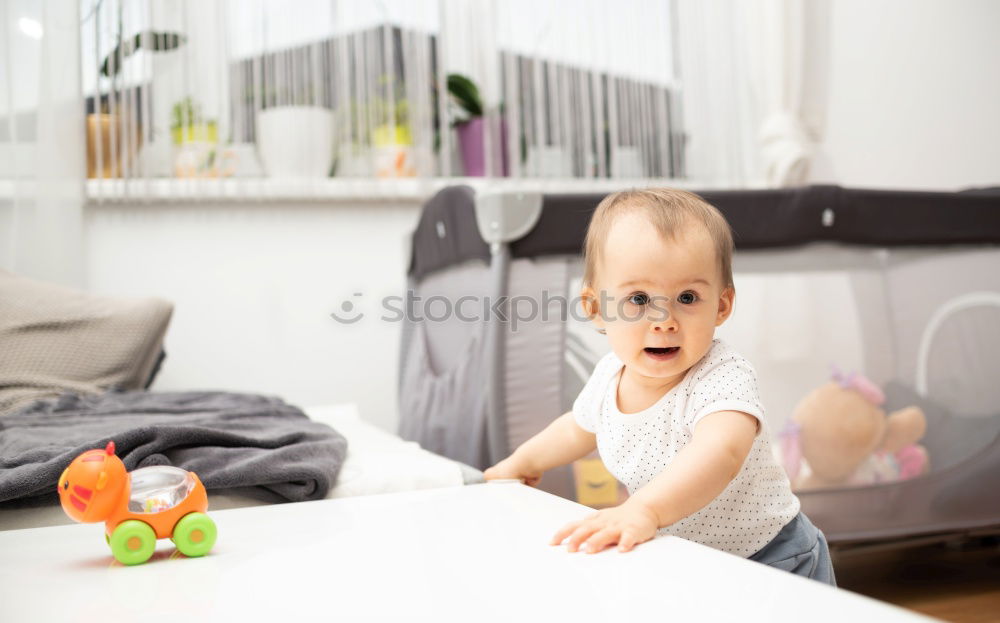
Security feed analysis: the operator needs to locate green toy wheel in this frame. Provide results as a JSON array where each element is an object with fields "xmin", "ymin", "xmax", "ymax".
[
  {"xmin": 109, "ymin": 520, "xmax": 156, "ymax": 565},
  {"xmin": 171, "ymin": 512, "xmax": 217, "ymax": 558}
]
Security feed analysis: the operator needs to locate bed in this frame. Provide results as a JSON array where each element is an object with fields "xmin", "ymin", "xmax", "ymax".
[{"xmin": 0, "ymin": 403, "xmax": 478, "ymax": 532}]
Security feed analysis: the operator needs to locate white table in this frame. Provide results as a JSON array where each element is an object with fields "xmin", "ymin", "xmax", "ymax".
[{"xmin": 0, "ymin": 483, "xmax": 934, "ymax": 622}]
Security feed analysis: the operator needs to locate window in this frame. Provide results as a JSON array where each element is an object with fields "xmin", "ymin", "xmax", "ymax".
[{"xmin": 75, "ymin": 0, "xmax": 681, "ymax": 194}]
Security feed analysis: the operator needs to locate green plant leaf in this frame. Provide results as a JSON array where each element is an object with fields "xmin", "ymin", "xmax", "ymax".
[
  {"xmin": 101, "ymin": 31, "xmax": 186, "ymax": 78},
  {"xmin": 171, "ymin": 96, "xmax": 204, "ymax": 131},
  {"xmin": 447, "ymin": 73, "xmax": 483, "ymax": 118}
]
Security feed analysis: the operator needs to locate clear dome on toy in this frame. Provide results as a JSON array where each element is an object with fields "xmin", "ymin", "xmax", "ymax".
[{"xmin": 127, "ymin": 466, "xmax": 196, "ymax": 514}]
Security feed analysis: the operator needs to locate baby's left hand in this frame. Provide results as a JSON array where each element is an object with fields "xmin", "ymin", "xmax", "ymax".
[{"xmin": 551, "ymin": 500, "xmax": 660, "ymax": 554}]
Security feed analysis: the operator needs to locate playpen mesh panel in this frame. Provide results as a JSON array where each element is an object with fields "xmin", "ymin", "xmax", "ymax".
[
  {"xmin": 398, "ymin": 262, "xmax": 492, "ymax": 469},
  {"xmin": 923, "ymin": 305, "xmax": 1000, "ymax": 417},
  {"xmin": 872, "ymin": 248, "xmax": 1000, "ymax": 475},
  {"xmin": 882, "ymin": 248, "xmax": 1000, "ymax": 415},
  {"xmin": 498, "ymin": 257, "xmax": 576, "ymax": 498},
  {"xmin": 726, "ymin": 247, "xmax": 1000, "ymax": 490},
  {"xmin": 398, "ymin": 257, "xmax": 575, "ymax": 497}
]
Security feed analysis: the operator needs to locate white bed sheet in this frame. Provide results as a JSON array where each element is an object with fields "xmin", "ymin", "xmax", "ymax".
[
  {"xmin": 303, "ymin": 403, "xmax": 468, "ymax": 499},
  {"xmin": 0, "ymin": 403, "xmax": 471, "ymax": 531}
]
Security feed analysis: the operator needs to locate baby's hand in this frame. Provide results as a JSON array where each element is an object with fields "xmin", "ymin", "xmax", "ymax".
[
  {"xmin": 551, "ymin": 500, "xmax": 659, "ymax": 553},
  {"xmin": 483, "ymin": 456, "xmax": 542, "ymax": 487}
]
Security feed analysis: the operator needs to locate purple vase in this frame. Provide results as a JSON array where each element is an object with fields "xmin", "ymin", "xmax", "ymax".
[{"xmin": 456, "ymin": 118, "xmax": 508, "ymax": 177}]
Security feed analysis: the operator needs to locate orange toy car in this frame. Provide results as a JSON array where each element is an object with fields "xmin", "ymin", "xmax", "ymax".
[{"xmin": 57, "ymin": 441, "xmax": 217, "ymax": 565}]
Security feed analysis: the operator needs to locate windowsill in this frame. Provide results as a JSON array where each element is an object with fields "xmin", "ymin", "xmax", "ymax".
[
  {"xmin": 0, "ymin": 177, "xmax": 709, "ymax": 205},
  {"xmin": 79, "ymin": 177, "xmax": 699, "ymax": 204}
]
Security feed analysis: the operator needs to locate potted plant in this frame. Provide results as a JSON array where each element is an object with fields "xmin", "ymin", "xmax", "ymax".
[
  {"xmin": 330, "ymin": 75, "xmax": 423, "ymax": 179},
  {"xmin": 86, "ymin": 16, "xmax": 185, "ymax": 178},
  {"xmin": 447, "ymin": 73, "xmax": 507, "ymax": 177},
  {"xmin": 256, "ymin": 107, "xmax": 336, "ymax": 179},
  {"xmin": 253, "ymin": 80, "xmax": 337, "ymax": 179},
  {"xmin": 170, "ymin": 97, "xmax": 220, "ymax": 178},
  {"xmin": 371, "ymin": 91, "xmax": 417, "ymax": 178},
  {"xmin": 171, "ymin": 97, "xmax": 216, "ymax": 145}
]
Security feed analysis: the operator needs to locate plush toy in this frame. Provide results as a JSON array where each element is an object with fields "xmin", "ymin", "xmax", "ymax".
[{"xmin": 779, "ymin": 367, "xmax": 930, "ymax": 489}]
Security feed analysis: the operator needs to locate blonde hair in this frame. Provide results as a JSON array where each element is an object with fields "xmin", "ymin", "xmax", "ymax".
[{"xmin": 582, "ymin": 188, "xmax": 734, "ymax": 289}]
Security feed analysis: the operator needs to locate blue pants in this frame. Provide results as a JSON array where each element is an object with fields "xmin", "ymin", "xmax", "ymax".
[{"xmin": 748, "ymin": 512, "xmax": 836, "ymax": 586}]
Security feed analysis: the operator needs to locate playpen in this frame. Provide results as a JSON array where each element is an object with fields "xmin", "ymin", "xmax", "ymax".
[{"xmin": 398, "ymin": 184, "xmax": 1000, "ymax": 547}]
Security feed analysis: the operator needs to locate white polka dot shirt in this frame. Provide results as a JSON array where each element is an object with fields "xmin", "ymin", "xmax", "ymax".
[{"xmin": 573, "ymin": 339, "xmax": 800, "ymax": 557}]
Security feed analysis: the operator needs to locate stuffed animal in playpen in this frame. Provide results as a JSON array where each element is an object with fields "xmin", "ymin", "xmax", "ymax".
[{"xmin": 779, "ymin": 368, "xmax": 930, "ymax": 489}]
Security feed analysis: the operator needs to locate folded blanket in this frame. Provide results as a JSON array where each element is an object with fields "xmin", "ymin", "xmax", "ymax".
[{"xmin": 0, "ymin": 390, "xmax": 348, "ymax": 508}]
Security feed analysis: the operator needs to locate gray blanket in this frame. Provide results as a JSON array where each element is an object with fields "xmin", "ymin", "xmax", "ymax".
[{"xmin": 0, "ymin": 390, "xmax": 348, "ymax": 508}]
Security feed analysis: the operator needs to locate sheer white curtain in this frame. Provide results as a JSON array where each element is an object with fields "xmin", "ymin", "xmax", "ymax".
[
  {"xmin": 747, "ymin": 0, "xmax": 828, "ymax": 186},
  {"xmin": 1, "ymin": 0, "xmax": 86, "ymax": 287},
  {"xmin": 674, "ymin": 0, "xmax": 759, "ymax": 187},
  {"xmin": 675, "ymin": 0, "xmax": 826, "ymax": 187}
]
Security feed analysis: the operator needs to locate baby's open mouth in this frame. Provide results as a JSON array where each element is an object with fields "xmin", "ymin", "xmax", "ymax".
[{"xmin": 644, "ymin": 346, "xmax": 680, "ymax": 362}]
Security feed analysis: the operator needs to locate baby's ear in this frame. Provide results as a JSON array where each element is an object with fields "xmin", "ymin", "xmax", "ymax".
[
  {"xmin": 715, "ymin": 286, "xmax": 735, "ymax": 326},
  {"xmin": 580, "ymin": 286, "xmax": 604, "ymax": 331}
]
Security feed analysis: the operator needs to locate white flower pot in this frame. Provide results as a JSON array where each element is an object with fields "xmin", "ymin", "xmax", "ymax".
[{"xmin": 256, "ymin": 106, "xmax": 335, "ymax": 178}]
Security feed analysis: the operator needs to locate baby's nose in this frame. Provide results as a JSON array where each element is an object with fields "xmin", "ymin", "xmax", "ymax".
[{"xmin": 648, "ymin": 305, "xmax": 678, "ymax": 331}]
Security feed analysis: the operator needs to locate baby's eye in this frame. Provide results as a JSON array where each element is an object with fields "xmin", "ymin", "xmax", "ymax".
[
  {"xmin": 678, "ymin": 291, "xmax": 699, "ymax": 305},
  {"xmin": 627, "ymin": 292, "xmax": 650, "ymax": 306}
]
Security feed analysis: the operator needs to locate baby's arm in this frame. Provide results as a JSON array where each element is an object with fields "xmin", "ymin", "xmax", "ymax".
[
  {"xmin": 552, "ymin": 410, "xmax": 758, "ymax": 553},
  {"xmin": 484, "ymin": 412, "xmax": 597, "ymax": 486}
]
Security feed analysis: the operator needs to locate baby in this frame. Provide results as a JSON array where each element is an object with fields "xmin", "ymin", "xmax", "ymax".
[{"xmin": 484, "ymin": 188, "xmax": 835, "ymax": 584}]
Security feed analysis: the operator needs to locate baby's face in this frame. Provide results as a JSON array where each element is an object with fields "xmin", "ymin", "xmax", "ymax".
[{"xmin": 584, "ymin": 212, "xmax": 733, "ymax": 385}]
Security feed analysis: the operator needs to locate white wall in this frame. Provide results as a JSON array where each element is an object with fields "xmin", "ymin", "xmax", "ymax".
[
  {"xmin": 811, "ymin": 0, "xmax": 1000, "ymax": 189},
  {"xmin": 85, "ymin": 200, "xmax": 422, "ymax": 433}
]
